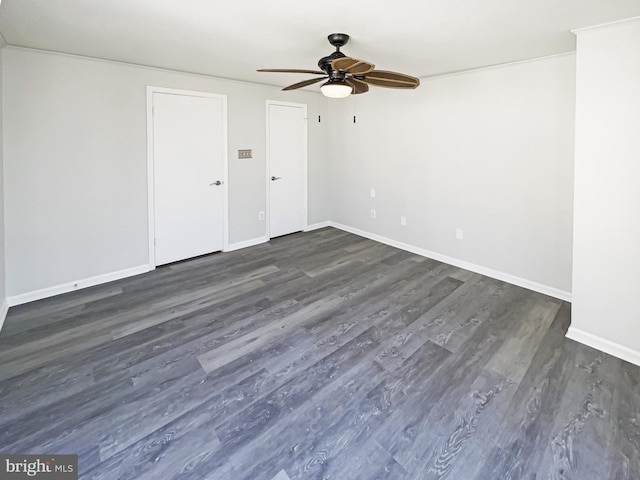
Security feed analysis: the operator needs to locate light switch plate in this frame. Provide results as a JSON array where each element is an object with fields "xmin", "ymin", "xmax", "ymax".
[{"xmin": 238, "ymin": 149, "xmax": 252, "ymax": 159}]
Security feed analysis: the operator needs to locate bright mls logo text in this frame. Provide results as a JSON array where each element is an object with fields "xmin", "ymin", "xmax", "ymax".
[{"xmin": 1, "ymin": 454, "xmax": 78, "ymax": 479}]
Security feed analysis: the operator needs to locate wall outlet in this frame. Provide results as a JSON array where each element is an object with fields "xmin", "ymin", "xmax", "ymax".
[
  {"xmin": 370, "ymin": 188, "xmax": 376, "ymax": 198},
  {"xmin": 456, "ymin": 228, "xmax": 464, "ymax": 240},
  {"xmin": 370, "ymin": 209, "xmax": 377, "ymax": 219},
  {"xmin": 259, "ymin": 211, "xmax": 265, "ymax": 221},
  {"xmin": 400, "ymin": 216, "xmax": 407, "ymax": 226}
]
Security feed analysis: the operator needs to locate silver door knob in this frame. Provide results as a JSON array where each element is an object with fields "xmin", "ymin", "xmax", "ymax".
[
  {"xmin": 210, "ymin": 180, "xmax": 223, "ymax": 186},
  {"xmin": 271, "ymin": 176, "xmax": 281, "ymax": 181}
]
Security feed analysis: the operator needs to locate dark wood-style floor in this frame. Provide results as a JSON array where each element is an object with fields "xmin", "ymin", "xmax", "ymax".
[{"xmin": 0, "ymin": 228, "xmax": 638, "ymax": 479}]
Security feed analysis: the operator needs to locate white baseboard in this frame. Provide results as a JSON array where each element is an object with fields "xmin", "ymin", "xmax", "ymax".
[
  {"xmin": 329, "ymin": 222, "xmax": 572, "ymax": 302},
  {"xmin": 1, "ymin": 223, "xmax": 571, "ymax": 319},
  {"xmin": 0, "ymin": 299, "xmax": 8, "ymax": 333},
  {"xmin": 304, "ymin": 221, "xmax": 331, "ymax": 232},
  {"xmin": 566, "ymin": 326, "xmax": 640, "ymax": 367},
  {"xmin": 7, "ymin": 264, "xmax": 153, "ymax": 307},
  {"xmin": 225, "ymin": 236, "xmax": 268, "ymax": 252}
]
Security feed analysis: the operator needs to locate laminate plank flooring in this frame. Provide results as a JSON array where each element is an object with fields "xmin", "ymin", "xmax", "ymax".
[{"xmin": 0, "ymin": 227, "xmax": 638, "ymax": 479}]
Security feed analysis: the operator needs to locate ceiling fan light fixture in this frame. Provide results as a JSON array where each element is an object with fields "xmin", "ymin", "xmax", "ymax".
[
  {"xmin": 258, "ymin": 33, "xmax": 420, "ymax": 96},
  {"xmin": 320, "ymin": 79, "xmax": 352, "ymax": 98}
]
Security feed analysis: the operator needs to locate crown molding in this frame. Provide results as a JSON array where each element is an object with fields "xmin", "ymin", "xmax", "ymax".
[{"xmin": 572, "ymin": 16, "xmax": 640, "ymax": 34}]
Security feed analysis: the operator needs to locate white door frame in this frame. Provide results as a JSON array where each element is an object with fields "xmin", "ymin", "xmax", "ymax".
[
  {"xmin": 265, "ymin": 100, "xmax": 308, "ymax": 239},
  {"xmin": 147, "ymin": 86, "xmax": 229, "ymax": 268}
]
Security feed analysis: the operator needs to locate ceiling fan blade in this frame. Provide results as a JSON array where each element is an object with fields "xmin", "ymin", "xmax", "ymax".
[
  {"xmin": 345, "ymin": 78, "xmax": 369, "ymax": 95},
  {"xmin": 258, "ymin": 68, "xmax": 326, "ymax": 75},
  {"xmin": 361, "ymin": 70, "xmax": 420, "ymax": 89},
  {"xmin": 331, "ymin": 57, "xmax": 375, "ymax": 75},
  {"xmin": 282, "ymin": 77, "xmax": 326, "ymax": 91}
]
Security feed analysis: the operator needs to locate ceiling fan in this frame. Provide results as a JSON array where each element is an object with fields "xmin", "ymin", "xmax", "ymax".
[{"xmin": 258, "ymin": 33, "xmax": 420, "ymax": 98}]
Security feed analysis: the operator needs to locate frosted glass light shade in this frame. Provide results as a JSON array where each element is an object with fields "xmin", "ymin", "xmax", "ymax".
[{"xmin": 320, "ymin": 80, "xmax": 352, "ymax": 98}]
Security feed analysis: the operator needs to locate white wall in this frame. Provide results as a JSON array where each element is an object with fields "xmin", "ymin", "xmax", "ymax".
[
  {"xmin": 1, "ymin": 46, "xmax": 577, "ymax": 307},
  {"xmin": 327, "ymin": 54, "xmax": 576, "ymax": 298},
  {"xmin": 2, "ymin": 47, "xmax": 328, "ymax": 300},
  {"xmin": 568, "ymin": 18, "xmax": 640, "ymax": 364},
  {"xmin": 0, "ymin": 44, "xmax": 7, "ymax": 326}
]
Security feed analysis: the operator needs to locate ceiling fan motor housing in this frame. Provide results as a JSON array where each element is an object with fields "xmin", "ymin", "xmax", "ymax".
[{"xmin": 318, "ymin": 51, "xmax": 346, "ymax": 74}]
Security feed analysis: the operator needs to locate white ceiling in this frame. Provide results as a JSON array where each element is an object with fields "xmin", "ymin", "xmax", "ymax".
[{"xmin": 1, "ymin": 0, "xmax": 639, "ymax": 90}]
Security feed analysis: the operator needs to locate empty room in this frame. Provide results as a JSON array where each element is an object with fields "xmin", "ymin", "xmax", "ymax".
[{"xmin": 1, "ymin": 1, "xmax": 639, "ymax": 479}]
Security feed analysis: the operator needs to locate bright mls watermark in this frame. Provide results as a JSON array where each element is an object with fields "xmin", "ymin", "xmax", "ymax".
[{"xmin": 0, "ymin": 455, "xmax": 78, "ymax": 479}]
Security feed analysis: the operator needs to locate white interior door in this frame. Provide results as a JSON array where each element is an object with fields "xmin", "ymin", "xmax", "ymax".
[
  {"xmin": 268, "ymin": 101, "xmax": 307, "ymax": 238},
  {"xmin": 152, "ymin": 90, "xmax": 227, "ymax": 266}
]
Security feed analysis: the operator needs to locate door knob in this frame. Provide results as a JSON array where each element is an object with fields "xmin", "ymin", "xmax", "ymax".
[
  {"xmin": 271, "ymin": 176, "xmax": 282, "ymax": 181},
  {"xmin": 210, "ymin": 180, "xmax": 223, "ymax": 186}
]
